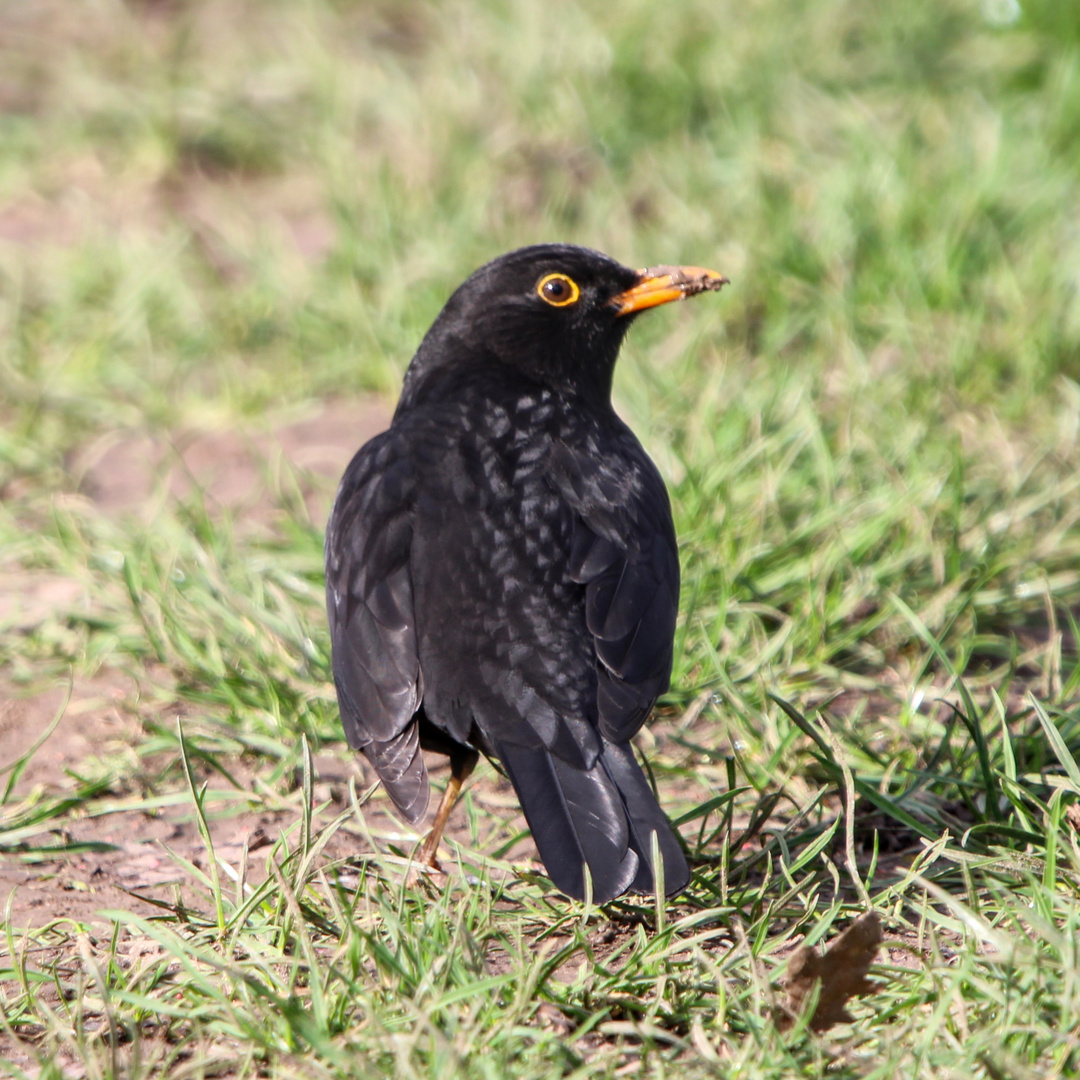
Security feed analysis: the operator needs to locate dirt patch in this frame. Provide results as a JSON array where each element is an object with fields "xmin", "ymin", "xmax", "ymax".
[
  {"xmin": 73, "ymin": 398, "xmax": 388, "ymax": 527},
  {"xmin": 0, "ymin": 699, "xmax": 525, "ymax": 932},
  {"xmin": 1, "ymin": 399, "xmax": 396, "ymax": 935},
  {"xmin": 0, "ymin": 677, "xmax": 536, "ymax": 939},
  {"xmin": 2, "ymin": 717, "xmax": 533, "ymax": 938},
  {"xmin": 0, "ymin": 672, "xmax": 138, "ymax": 793},
  {"xmin": 0, "ymin": 575, "xmax": 89, "ymax": 635}
]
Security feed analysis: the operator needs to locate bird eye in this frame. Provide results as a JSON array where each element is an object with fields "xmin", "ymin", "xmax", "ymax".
[{"xmin": 537, "ymin": 273, "xmax": 581, "ymax": 307}]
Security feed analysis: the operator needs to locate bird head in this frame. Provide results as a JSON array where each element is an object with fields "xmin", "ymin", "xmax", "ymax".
[{"xmin": 403, "ymin": 244, "xmax": 728, "ymax": 408}]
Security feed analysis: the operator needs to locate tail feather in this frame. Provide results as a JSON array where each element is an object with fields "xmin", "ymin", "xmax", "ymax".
[
  {"xmin": 499, "ymin": 743, "xmax": 638, "ymax": 901},
  {"xmin": 498, "ymin": 739, "xmax": 688, "ymax": 903},
  {"xmin": 599, "ymin": 741, "xmax": 690, "ymax": 896}
]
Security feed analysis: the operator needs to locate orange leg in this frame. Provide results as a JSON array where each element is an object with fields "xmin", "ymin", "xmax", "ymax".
[{"xmin": 416, "ymin": 750, "xmax": 478, "ymax": 871}]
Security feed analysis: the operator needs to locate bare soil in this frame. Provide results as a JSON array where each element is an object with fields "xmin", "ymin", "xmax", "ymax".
[{"xmin": 1, "ymin": 401, "xmax": 393, "ymax": 933}]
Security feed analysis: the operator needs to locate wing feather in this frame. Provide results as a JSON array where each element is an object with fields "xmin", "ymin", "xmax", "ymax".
[
  {"xmin": 325, "ymin": 433, "xmax": 429, "ymax": 821},
  {"xmin": 555, "ymin": 438, "xmax": 680, "ymax": 743}
]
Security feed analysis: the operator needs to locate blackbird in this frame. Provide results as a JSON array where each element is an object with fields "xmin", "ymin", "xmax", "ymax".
[{"xmin": 325, "ymin": 244, "xmax": 727, "ymax": 903}]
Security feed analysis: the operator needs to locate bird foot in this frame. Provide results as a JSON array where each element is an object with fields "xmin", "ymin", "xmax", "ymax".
[{"xmin": 405, "ymin": 859, "xmax": 448, "ymax": 891}]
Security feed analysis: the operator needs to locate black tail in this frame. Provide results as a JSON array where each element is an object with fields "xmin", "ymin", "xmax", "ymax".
[{"xmin": 497, "ymin": 739, "xmax": 690, "ymax": 903}]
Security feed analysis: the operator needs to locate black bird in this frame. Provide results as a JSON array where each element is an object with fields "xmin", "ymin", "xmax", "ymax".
[{"xmin": 325, "ymin": 244, "xmax": 727, "ymax": 903}]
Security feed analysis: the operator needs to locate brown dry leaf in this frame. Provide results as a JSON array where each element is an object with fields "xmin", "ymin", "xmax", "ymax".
[
  {"xmin": 1065, "ymin": 803, "xmax": 1080, "ymax": 832},
  {"xmin": 778, "ymin": 911, "xmax": 883, "ymax": 1032}
]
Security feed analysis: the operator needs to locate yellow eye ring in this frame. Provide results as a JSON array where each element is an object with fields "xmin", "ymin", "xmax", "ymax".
[{"xmin": 537, "ymin": 272, "xmax": 581, "ymax": 307}]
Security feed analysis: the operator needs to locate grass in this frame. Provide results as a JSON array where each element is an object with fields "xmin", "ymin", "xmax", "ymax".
[{"xmin": 3, "ymin": 0, "xmax": 1080, "ymax": 1075}]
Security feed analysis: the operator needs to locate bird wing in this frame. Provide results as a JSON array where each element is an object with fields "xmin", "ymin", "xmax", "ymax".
[
  {"xmin": 549, "ymin": 433, "xmax": 680, "ymax": 744},
  {"xmin": 325, "ymin": 432, "xmax": 429, "ymax": 822}
]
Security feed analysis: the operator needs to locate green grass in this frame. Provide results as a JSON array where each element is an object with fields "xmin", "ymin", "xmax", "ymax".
[{"xmin": 3, "ymin": 0, "xmax": 1080, "ymax": 1075}]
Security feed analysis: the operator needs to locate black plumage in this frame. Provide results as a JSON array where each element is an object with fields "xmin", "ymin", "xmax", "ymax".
[{"xmin": 325, "ymin": 244, "xmax": 727, "ymax": 903}]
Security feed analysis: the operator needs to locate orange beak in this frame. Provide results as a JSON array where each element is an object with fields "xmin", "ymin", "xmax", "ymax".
[{"xmin": 611, "ymin": 265, "xmax": 730, "ymax": 317}]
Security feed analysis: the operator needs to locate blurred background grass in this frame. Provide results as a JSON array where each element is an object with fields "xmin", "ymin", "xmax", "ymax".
[
  {"xmin": 3, "ymin": 0, "xmax": 1080, "ymax": 1076},
  {"xmin": 4, "ymin": 0, "xmax": 1080, "ymax": 430}
]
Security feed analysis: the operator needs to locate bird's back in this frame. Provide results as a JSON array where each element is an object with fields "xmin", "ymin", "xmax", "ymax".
[
  {"xmin": 407, "ymin": 377, "xmax": 599, "ymax": 760},
  {"xmin": 328, "ymin": 365, "xmax": 688, "ymax": 901}
]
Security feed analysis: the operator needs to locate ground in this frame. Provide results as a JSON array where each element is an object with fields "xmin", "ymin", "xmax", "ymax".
[{"xmin": 4, "ymin": 0, "xmax": 1080, "ymax": 1076}]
